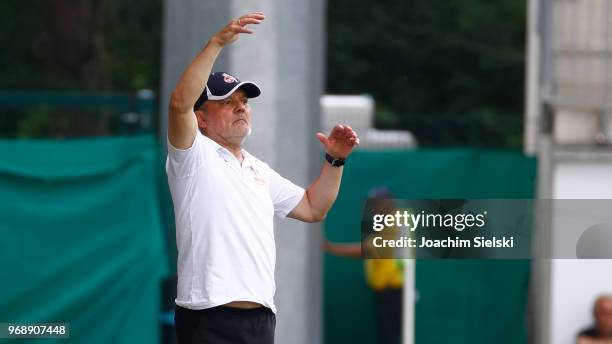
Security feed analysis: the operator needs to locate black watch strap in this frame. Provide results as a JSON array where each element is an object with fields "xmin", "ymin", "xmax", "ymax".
[{"xmin": 325, "ymin": 153, "xmax": 345, "ymax": 167}]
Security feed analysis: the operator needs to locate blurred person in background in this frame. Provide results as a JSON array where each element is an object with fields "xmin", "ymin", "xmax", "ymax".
[
  {"xmin": 166, "ymin": 11, "xmax": 359, "ymax": 344},
  {"xmin": 324, "ymin": 186, "xmax": 403, "ymax": 344},
  {"xmin": 577, "ymin": 295, "xmax": 612, "ymax": 344}
]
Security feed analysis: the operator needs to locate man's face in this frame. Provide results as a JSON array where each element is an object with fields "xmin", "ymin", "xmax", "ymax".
[
  {"xmin": 595, "ymin": 298, "xmax": 612, "ymax": 336},
  {"xmin": 197, "ymin": 89, "xmax": 252, "ymax": 147}
]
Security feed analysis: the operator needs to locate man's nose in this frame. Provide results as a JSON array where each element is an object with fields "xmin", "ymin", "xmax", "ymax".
[{"xmin": 235, "ymin": 102, "xmax": 246, "ymax": 113}]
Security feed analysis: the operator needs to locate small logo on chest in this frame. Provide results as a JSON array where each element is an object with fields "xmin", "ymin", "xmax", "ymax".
[{"xmin": 249, "ymin": 166, "xmax": 267, "ymax": 186}]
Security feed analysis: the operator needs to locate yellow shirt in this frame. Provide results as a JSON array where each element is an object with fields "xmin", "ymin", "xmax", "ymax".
[
  {"xmin": 364, "ymin": 258, "xmax": 404, "ymax": 291},
  {"xmin": 363, "ymin": 207, "xmax": 412, "ymax": 291}
]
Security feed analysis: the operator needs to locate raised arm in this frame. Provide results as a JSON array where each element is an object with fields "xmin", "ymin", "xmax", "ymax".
[
  {"xmin": 168, "ymin": 12, "xmax": 265, "ymax": 149},
  {"xmin": 288, "ymin": 125, "xmax": 359, "ymax": 222}
]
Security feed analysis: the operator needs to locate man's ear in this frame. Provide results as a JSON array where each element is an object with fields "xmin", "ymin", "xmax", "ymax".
[{"xmin": 195, "ymin": 110, "xmax": 207, "ymax": 132}]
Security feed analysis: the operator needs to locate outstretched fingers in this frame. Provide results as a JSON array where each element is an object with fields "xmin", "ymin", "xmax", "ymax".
[
  {"xmin": 239, "ymin": 12, "xmax": 266, "ymax": 22},
  {"xmin": 235, "ymin": 12, "xmax": 265, "ymax": 32},
  {"xmin": 217, "ymin": 12, "xmax": 265, "ymax": 43}
]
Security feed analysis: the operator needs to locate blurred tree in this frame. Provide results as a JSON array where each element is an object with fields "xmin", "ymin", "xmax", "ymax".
[
  {"xmin": 0, "ymin": 0, "xmax": 161, "ymax": 92},
  {"xmin": 0, "ymin": 0, "xmax": 162, "ymax": 137},
  {"xmin": 0, "ymin": 0, "xmax": 523, "ymax": 144},
  {"xmin": 327, "ymin": 0, "xmax": 525, "ymax": 147}
]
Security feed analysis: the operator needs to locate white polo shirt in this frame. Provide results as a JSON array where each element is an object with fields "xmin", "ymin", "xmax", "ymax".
[{"xmin": 166, "ymin": 130, "xmax": 304, "ymax": 313}]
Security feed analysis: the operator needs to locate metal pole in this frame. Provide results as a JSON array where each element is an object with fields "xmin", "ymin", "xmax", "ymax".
[
  {"xmin": 532, "ymin": 1, "xmax": 554, "ymax": 343},
  {"xmin": 601, "ymin": 0, "xmax": 611, "ymax": 144},
  {"xmin": 524, "ymin": 0, "xmax": 542, "ymax": 155},
  {"xmin": 402, "ymin": 260, "xmax": 415, "ymax": 344}
]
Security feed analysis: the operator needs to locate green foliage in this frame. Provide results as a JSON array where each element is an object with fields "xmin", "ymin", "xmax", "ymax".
[
  {"xmin": 0, "ymin": 0, "xmax": 524, "ymax": 145},
  {"xmin": 0, "ymin": 1, "xmax": 46, "ymax": 90},
  {"xmin": 0, "ymin": 0, "xmax": 162, "ymax": 137},
  {"xmin": 0, "ymin": 0, "xmax": 162, "ymax": 92},
  {"xmin": 16, "ymin": 106, "xmax": 69, "ymax": 138},
  {"xmin": 101, "ymin": 0, "xmax": 163, "ymax": 91},
  {"xmin": 327, "ymin": 0, "xmax": 526, "ymax": 147}
]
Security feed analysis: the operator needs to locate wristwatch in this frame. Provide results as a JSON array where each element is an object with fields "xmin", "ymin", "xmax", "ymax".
[{"xmin": 325, "ymin": 153, "xmax": 345, "ymax": 167}]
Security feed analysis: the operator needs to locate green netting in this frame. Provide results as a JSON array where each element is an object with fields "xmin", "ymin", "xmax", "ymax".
[
  {"xmin": 0, "ymin": 135, "xmax": 169, "ymax": 343},
  {"xmin": 324, "ymin": 148, "xmax": 536, "ymax": 344}
]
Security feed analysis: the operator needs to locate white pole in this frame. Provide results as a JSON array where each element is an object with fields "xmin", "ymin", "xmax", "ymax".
[
  {"xmin": 524, "ymin": 0, "xmax": 541, "ymax": 156},
  {"xmin": 402, "ymin": 259, "xmax": 415, "ymax": 344}
]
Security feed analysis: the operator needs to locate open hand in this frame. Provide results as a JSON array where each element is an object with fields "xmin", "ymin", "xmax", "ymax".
[
  {"xmin": 316, "ymin": 125, "xmax": 360, "ymax": 160},
  {"xmin": 212, "ymin": 12, "xmax": 265, "ymax": 47}
]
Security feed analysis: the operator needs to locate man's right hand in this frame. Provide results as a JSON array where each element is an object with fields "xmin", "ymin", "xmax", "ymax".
[{"xmin": 212, "ymin": 12, "xmax": 266, "ymax": 47}]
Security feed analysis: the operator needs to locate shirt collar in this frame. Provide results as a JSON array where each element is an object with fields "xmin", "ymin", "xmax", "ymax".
[
  {"xmin": 241, "ymin": 150, "xmax": 257, "ymax": 168},
  {"xmin": 201, "ymin": 133, "xmax": 254, "ymax": 166}
]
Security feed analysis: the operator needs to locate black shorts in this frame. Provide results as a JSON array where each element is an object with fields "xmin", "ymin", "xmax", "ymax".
[{"xmin": 174, "ymin": 305, "xmax": 276, "ymax": 344}]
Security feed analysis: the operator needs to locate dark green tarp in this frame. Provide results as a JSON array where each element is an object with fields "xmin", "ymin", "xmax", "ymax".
[
  {"xmin": 324, "ymin": 148, "xmax": 536, "ymax": 344},
  {"xmin": 0, "ymin": 135, "xmax": 169, "ymax": 343}
]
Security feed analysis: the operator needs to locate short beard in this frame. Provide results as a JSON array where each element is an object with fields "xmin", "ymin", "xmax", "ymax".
[{"xmin": 227, "ymin": 125, "xmax": 252, "ymax": 146}]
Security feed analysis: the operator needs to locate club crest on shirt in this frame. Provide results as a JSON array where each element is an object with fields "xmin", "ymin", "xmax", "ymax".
[{"xmin": 223, "ymin": 73, "xmax": 237, "ymax": 83}]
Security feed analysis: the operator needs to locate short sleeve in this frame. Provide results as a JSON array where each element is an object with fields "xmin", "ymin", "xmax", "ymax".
[
  {"xmin": 166, "ymin": 131, "xmax": 206, "ymax": 179},
  {"xmin": 268, "ymin": 169, "xmax": 305, "ymax": 218}
]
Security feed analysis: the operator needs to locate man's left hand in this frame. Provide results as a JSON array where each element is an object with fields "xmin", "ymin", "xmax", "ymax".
[{"xmin": 316, "ymin": 125, "xmax": 360, "ymax": 159}]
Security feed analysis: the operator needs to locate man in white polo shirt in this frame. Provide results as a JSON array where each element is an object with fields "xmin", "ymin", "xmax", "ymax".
[{"xmin": 166, "ymin": 11, "xmax": 359, "ymax": 344}]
